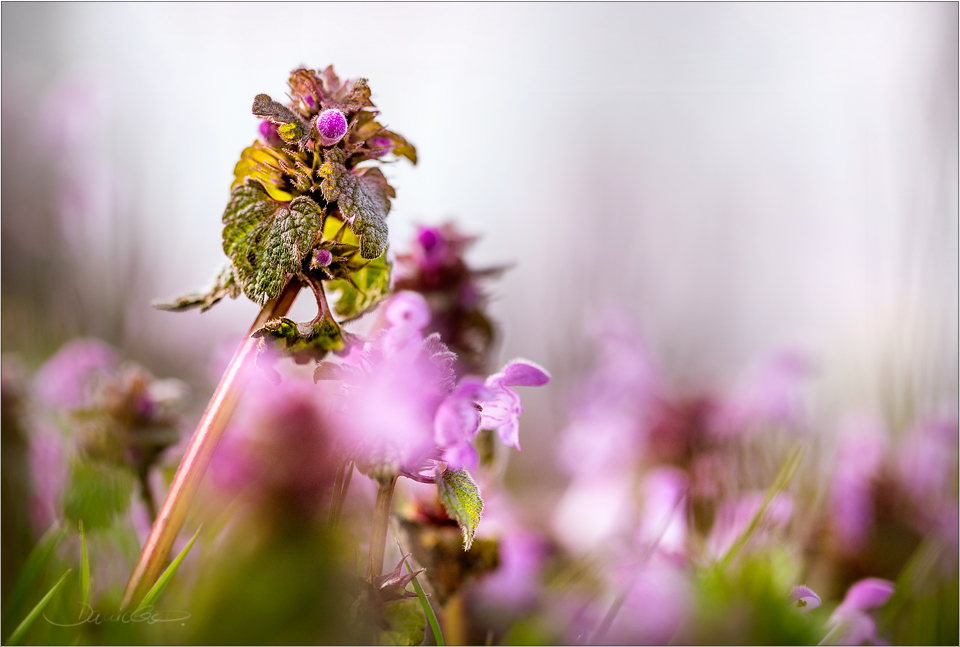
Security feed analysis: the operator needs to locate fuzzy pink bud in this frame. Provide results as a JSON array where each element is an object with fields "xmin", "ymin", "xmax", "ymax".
[{"xmin": 315, "ymin": 109, "xmax": 347, "ymax": 147}]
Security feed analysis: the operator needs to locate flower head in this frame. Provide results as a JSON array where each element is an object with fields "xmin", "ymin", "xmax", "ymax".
[
  {"xmin": 788, "ymin": 586, "xmax": 822, "ymax": 611},
  {"xmin": 316, "ymin": 108, "xmax": 348, "ymax": 146},
  {"xmin": 478, "ymin": 359, "xmax": 550, "ymax": 450}
]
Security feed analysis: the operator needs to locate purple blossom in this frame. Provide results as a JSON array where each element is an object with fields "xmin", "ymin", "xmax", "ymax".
[
  {"xmin": 636, "ymin": 467, "xmax": 689, "ymax": 558},
  {"xmin": 788, "ymin": 585, "xmax": 822, "ymax": 611},
  {"xmin": 257, "ymin": 119, "xmax": 285, "ymax": 147},
  {"xmin": 707, "ymin": 349, "xmax": 811, "ymax": 438},
  {"xmin": 823, "ymin": 578, "xmax": 895, "ymax": 645},
  {"xmin": 368, "ymin": 136, "xmax": 395, "ymax": 158},
  {"xmin": 830, "ymin": 415, "xmax": 885, "ymax": 553},
  {"xmin": 478, "ymin": 359, "xmax": 550, "ymax": 450},
  {"xmin": 315, "ymin": 109, "xmax": 347, "ymax": 146},
  {"xmin": 33, "ymin": 339, "xmax": 118, "ymax": 411},
  {"xmin": 433, "ymin": 377, "xmax": 493, "ymax": 471}
]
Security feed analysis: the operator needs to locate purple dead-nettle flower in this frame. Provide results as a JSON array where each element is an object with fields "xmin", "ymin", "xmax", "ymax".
[
  {"xmin": 822, "ymin": 578, "xmax": 895, "ymax": 645},
  {"xmin": 789, "ymin": 585, "xmax": 822, "ymax": 611},
  {"xmin": 368, "ymin": 136, "xmax": 395, "ymax": 158},
  {"xmin": 478, "ymin": 359, "xmax": 551, "ymax": 450},
  {"xmin": 33, "ymin": 338, "xmax": 118, "ymax": 411},
  {"xmin": 707, "ymin": 349, "xmax": 811, "ymax": 438},
  {"xmin": 315, "ymin": 108, "xmax": 348, "ymax": 146},
  {"xmin": 433, "ymin": 376, "xmax": 494, "ymax": 471},
  {"xmin": 258, "ymin": 119, "xmax": 285, "ymax": 148},
  {"xmin": 830, "ymin": 415, "xmax": 885, "ymax": 554}
]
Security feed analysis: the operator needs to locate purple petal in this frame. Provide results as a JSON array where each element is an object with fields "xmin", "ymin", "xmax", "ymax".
[
  {"xmin": 491, "ymin": 359, "xmax": 551, "ymax": 387},
  {"xmin": 479, "ymin": 387, "xmax": 522, "ymax": 433},
  {"xmin": 385, "ymin": 292, "xmax": 431, "ymax": 330},
  {"xmin": 496, "ymin": 416, "xmax": 522, "ymax": 451},
  {"xmin": 789, "ymin": 586, "xmax": 822, "ymax": 611},
  {"xmin": 840, "ymin": 578, "xmax": 895, "ymax": 612},
  {"xmin": 433, "ymin": 378, "xmax": 489, "ymax": 446},
  {"xmin": 442, "ymin": 441, "xmax": 479, "ymax": 472}
]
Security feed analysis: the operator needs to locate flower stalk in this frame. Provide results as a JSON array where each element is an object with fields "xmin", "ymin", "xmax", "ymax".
[
  {"xmin": 366, "ymin": 475, "xmax": 398, "ymax": 580},
  {"xmin": 121, "ymin": 279, "xmax": 302, "ymax": 610}
]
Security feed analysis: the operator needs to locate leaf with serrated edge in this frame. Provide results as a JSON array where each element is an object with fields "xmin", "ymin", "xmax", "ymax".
[
  {"xmin": 437, "ymin": 469, "xmax": 484, "ymax": 550},
  {"xmin": 327, "ymin": 252, "xmax": 392, "ymax": 321},
  {"xmin": 153, "ymin": 265, "xmax": 240, "ymax": 313},
  {"xmin": 221, "ymin": 180, "xmax": 323, "ymax": 304},
  {"xmin": 319, "ymin": 149, "xmax": 394, "ymax": 259}
]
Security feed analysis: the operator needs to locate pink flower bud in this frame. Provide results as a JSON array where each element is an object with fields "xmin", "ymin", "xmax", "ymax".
[
  {"xmin": 368, "ymin": 136, "xmax": 395, "ymax": 158},
  {"xmin": 315, "ymin": 109, "xmax": 347, "ymax": 146},
  {"xmin": 314, "ymin": 249, "xmax": 333, "ymax": 267},
  {"xmin": 258, "ymin": 120, "xmax": 284, "ymax": 147}
]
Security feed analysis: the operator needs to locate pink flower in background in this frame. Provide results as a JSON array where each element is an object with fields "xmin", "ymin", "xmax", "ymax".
[
  {"xmin": 32, "ymin": 339, "xmax": 118, "ymax": 411},
  {"xmin": 707, "ymin": 491, "xmax": 793, "ymax": 559},
  {"xmin": 830, "ymin": 416, "xmax": 886, "ymax": 554},
  {"xmin": 894, "ymin": 415, "xmax": 958, "ymax": 514},
  {"xmin": 822, "ymin": 578, "xmax": 895, "ymax": 645},
  {"xmin": 478, "ymin": 359, "xmax": 550, "ymax": 450},
  {"xmin": 707, "ymin": 349, "xmax": 812, "ymax": 438},
  {"xmin": 636, "ymin": 467, "xmax": 689, "ymax": 558}
]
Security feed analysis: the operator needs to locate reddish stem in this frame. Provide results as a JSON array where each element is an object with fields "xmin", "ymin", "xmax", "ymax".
[{"xmin": 121, "ymin": 279, "xmax": 302, "ymax": 609}]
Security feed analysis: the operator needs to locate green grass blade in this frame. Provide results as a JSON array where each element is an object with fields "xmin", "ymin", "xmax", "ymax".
[
  {"xmin": 6, "ymin": 569, "xmax": 72, "ymax": 646},
  {"xmin": 137, "ymin": 527, "xmax": 200, "ymax": 610},
  {"xmin": 397, "ymin": 540, "xmax": 444, "ymax": 646},
  {"xmin": 79, "ymin": 521, "xmax": 90, "ymax": 606},
  {"xmin": 2, "ymin": 524, "xmax": 66, "ymax": 626},
  {"xmin": 715, "ymin": 444, "xmax": 806, "ymax": 573}
]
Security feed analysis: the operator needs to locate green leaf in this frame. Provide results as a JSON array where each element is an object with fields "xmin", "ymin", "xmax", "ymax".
[
  {"xmin": 79, "ymin": 521, "xmax": 90, "ymax": 606},
  {"xmin": 222, "ymin": 180, "xmax": 324, "ymax": 304},
  {"xmin": 398, "ymin": 542, "xmax": 445, "ymax": 646},
  {"xmin": 327, "ymin": 252, "xmax": 392, "ymax": 321},
  {"xmin": 319, "ymin": 148, "xmax": 394, "ymax": 259},
  {"xmin": 152, "ymin": 265, "xmax": 241, "ymax": 313},
  {"xmin": 252, "ymin": 315, "xmax": 345, "ymax": 364},
  {"xmin": 252, "ymin": 93, "xmax": 309, "ymax": 145},
  {"xmin": 62, "ymin": 461, "xmax": 135, "ymax": 531},
  {"xmin": 377, "ymin": 598, "xmax": 425, "ymax": 646},
  {"xmin": 6, "ymin": 569, "xmax": 71, "ymax": 646},
  {"xmin": 714, "ymin": 444, "xmax": 806, "ymax": 574},
  {"xmin": 138, "ymin": 526, "xmax": 200, "ymax": 610},
  {"xmin": 2, "ymin": 524, "xmax": 65, "ymax": 628},
  {"xmin": 436, "ymin": 469, "xmax": 484, "ymax": 551}
]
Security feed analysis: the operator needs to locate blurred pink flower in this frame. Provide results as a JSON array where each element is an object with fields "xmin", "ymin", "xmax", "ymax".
[
  {"xmin": 823, "ymin": 578, "xmax": 895, "ymax": 645},
  {"xmin": 707, "ymin": 491, "xmax": 793, "ymax": 559},
  {"xmin": 830, "ymin": 415, "xmax": 886, "ymax": 553},
  {"xmin": 636, "ymin": 466, "xmax": 689, "ymax": 558},
  {"xmin": 707, "ymin": 349, "xmax": 811, "ymax": 438},
  {"xmin": 894, "ymin": 415, "xmax": 957, "ymax": 515},
  {"xmin": 32, "ymin": 339, "xmax": 118, "ymax": 411}
]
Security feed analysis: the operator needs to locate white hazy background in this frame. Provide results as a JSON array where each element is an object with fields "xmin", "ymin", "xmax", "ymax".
[{"xmin": 3, "ymin": 3, "xmax": 957, "ymax": 486}]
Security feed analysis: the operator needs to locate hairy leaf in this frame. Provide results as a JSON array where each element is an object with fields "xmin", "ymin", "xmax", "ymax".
[
  {"xmin": 319, "ymin": 148, "xmax": 394, "ymax": 259},
  {"xmin": 222, "ymin": 180, "xmax": 323, "ymax": 304},
  {"xmin": 232, "ymin": 142, "xmax": 296, "ymax": 202},
  {"xmin": 378, "ymin": 599, "xmax": 425, "ymax": 646},
  {"xmin": 253, "ymin": 316, "xmax": 345, "ymax": 364},
  {"xmin": 153, "ymin": 265, "xmax": 241, "ymax": 313},
  {"xmin": 326, "ymin": 252, "xmax": 392, "ymax": 321},
  {"xmin": 252, "ymin": 93, "xmax": 309, "ymax": 146},
  {"xmin": 436, "ymin": 468, "xmax": 484, "ymax": 550},
  {"xmin": 62, "ymin": 461, "xmax": 134, "ymax": 530}
]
